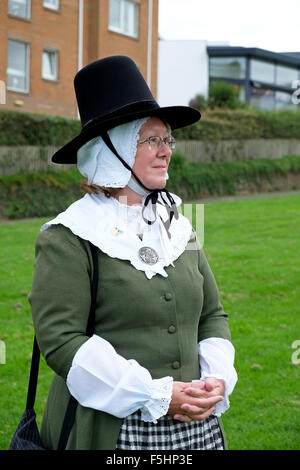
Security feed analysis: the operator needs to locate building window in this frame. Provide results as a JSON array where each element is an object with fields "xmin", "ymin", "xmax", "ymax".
[
  {"xmin": 109, "ymin": 0, "xmax": 138, "ymax": 38},
  {"xmin": 209, "ymin": 57, "xmax": 246, "ymax": 79},
  {"xmin": 8, "ymin": 0, "xmax": 31, "ymax": 19},
  {"xmin": 250, "ymin": 87, "xmax": 275, "ymax": 110},
  {"xmin": 275, "ymin": 91, "xmax": 296, "ymax": 109},
  {"xmin": 276, "ymin": 64, "xmax": 298, "ymax": 88},
  {"xmin": 43, "ymin": 0, "xmax": 59, "ymax": 11},
  {"xmin": 233, "ymin": 84, "xmax": 246, "ymax": 102},
  {"xmin": 250, "ymin": 59, "xmax": 275, "ymax": 85},
  {"xmin": 42, "ymin": 50, "xmax": 58, "ymax": 81},
  {"xmin": 7, "ymin": 39, "xmax": 30, "ymax": 93}
]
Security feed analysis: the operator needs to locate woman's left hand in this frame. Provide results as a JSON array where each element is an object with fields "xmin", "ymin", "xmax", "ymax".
[
  {"xmin": 173, "ymin": 377, "xmax": 225, "ymax": 422},
  {"xmin": 201, "ymin": 377, "xmax": 225, "ymax": 396}
]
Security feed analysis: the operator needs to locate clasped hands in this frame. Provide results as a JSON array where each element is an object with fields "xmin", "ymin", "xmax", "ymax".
[{"xmin": 168, "ymin": 378, "xmax": 225, "ymax": 422}]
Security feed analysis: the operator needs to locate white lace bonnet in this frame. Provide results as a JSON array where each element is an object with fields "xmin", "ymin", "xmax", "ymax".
[{"xmin": 77, "ymin": 117, "xmax": 169, "ymax": 190}]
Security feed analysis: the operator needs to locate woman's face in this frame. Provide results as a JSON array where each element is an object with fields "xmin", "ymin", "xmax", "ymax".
[{"xmin": 132, "ymin": 117, "xmax": 172, "ymax": 190}]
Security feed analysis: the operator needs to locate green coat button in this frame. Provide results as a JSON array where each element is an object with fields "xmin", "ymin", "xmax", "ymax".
[
  {"xmin": 164, "ymin": 292, "xmax": 172, "ymax": 301},
  {"xmin": 168, "ymin": 325, "xmax": 176, "ymax": 333},
  {"xmin": 172, "ymin": 360, "xmax": 180, "ymax": 369}
]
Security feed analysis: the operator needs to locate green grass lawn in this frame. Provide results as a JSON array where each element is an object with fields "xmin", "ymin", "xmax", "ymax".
[{"xmin": 0, "ymin": 193, "xmax": 300, "ymax": 450}]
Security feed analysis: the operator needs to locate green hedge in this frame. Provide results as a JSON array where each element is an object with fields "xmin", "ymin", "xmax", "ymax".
[
  {"xmin": 1, "ymin": 155, "xmax": 300, "ymax": 219},
  {"xmin": 0, "ymin": 170, "xmax": 82, "ymax": 219},
  {"xmin": 0, "ymin": 110, "xmax": 81, "ymax": 146},
  {"xmin": 173, "ymin": 109, "xmax": 300, "ymax": 141},
  {"xmin": 167, "ymin": 153, "xmax": 300, "ymax": 198},
  {"xmin": 1, "ymin": 108, "xmax": 300, "ymax": 146}
]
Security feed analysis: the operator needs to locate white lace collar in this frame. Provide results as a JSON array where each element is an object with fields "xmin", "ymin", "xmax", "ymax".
[{"xmin": 41, "ymin": 192, "xmax": 192, "ymax": 279}]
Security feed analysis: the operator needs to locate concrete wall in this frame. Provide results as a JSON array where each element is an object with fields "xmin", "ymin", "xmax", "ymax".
[
  {"xmin": 157, "ymin": 39, "xmax": 229, "ymax": 107},
  {"xmin": 0, "ymin": 146, "xmax": 74, "ymax": 175},
  {"xmin": 1, "ymin": 139, "xmax": 300, "ymax": 175},
  {"xmin": 176, "ymin": 139, "xmax": 300, "ymax": 163},
  {"xmin": 157, "ymin": 40, "xmax": 209, "ymax": 106}
]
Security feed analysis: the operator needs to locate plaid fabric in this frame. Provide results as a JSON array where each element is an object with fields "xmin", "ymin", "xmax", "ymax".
[{"xmin": 115, "ymin": 411, "xmax": 224, "ymax": 450}]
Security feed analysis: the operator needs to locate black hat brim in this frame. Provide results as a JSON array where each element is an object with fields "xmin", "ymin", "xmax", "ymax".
[{"xmin": 52, "ymin": 104, "xmax": 200, "ymax": 164}]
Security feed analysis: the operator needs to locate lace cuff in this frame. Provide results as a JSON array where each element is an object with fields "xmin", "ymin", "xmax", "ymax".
[
  {"xmin": 214, "ymin": 394, "xmax": 229, "ymax": 417},
  {"xmin": 140, "ymin": 376, "xmax": 174, "ymax": 423}
]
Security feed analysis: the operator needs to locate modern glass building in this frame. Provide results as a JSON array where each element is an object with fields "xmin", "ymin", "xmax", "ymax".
[{"xmin": 207, "ymin": 46, "xmax": 300, "ymax": 110}]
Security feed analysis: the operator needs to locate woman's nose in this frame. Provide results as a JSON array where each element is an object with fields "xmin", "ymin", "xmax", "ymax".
[{"xmin": 158, "ymin": 141, "xmax": 172, "ymax": 157}]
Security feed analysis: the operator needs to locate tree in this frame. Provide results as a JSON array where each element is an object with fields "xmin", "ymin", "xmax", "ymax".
[
  {"xmin": 208, "ymin": 81, "xmax": 239, "ymax": 109},
  {"xmin": 188, "ymin": 94, "xmax": 208, "ymax": 111}
]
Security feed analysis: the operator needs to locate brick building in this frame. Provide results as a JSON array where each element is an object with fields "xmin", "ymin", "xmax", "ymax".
[{"xmin": 0, "ymin": 0, "xmax": 159, "ymax": 118}]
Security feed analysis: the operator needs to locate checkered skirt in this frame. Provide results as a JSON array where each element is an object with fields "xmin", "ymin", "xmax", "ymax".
[{"xmin": 115, "ymin": 410, "xmax": 224, "ymax": 450}]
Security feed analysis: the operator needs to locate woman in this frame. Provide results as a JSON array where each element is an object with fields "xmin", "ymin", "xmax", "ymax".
[{"xmin": 29, "ymin": 56, "xmax": 237, "ymax": 450}]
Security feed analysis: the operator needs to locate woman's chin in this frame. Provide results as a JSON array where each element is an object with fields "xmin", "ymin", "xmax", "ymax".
[{"xmin": 147, "ymin": 178, "xmax": 167, "ymax": 190}]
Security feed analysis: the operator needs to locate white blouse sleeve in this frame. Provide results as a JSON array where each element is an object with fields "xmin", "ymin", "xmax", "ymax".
[
  {"xmin": 197, "ymin": 337, "xmax": 238, "ymax": 417},
  {"xmin": 66, "ymin": 334, "xmax": 173, "ymax": 423}
]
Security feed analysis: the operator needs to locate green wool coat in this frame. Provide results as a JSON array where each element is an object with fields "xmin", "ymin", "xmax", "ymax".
[{"xmin": 29, "ymin": 223, "xmax": 232, "ymax": 450}]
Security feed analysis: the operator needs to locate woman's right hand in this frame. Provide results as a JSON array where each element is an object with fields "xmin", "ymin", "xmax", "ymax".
[{"xmin": 168, "ymin": 381, "xmax": 223, "ymax": 422}]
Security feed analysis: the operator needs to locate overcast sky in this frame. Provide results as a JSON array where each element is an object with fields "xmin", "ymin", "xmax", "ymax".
[{"xmin": 158, "ymin": 0, "xmax": 300, "ymax": 53}]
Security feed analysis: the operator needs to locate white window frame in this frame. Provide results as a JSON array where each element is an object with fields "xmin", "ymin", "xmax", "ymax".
[
  {"xmin": 108, "ymin": 0, "xmax": 139, "ymax": 38},
  {"xmin": 43, "ymin": 0, "xmax": 59, "ymax": 11},
  {"xmin": 7, "ymin": 39, "xmax": 30, "ymax": 93},
  {"xmin": 42, "ymin": 49, "xmax": 58, "ymax": 81},
  {"xmin": 8, "ymin": 0, "xmax": 31, "ymax": 20}
]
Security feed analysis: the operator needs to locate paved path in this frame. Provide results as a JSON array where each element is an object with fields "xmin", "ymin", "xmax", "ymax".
[{"xmin": 194, "ymin": 189, "xmax": 300, "ymax": 204}]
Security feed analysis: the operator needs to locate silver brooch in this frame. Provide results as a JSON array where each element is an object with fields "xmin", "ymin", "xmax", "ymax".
[{"xmin": 138, "ymin": 246, "xmax": 159, "ymax": 265}]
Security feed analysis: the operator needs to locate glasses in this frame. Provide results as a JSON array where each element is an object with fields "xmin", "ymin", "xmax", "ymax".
[{"xmin": 138, "ymin": 135, "xmax": 176, "ymax": 151}]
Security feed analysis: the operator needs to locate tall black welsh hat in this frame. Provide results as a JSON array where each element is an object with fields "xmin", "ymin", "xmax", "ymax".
[{"xmin": 52, "ymin": 55, "xmax": 200, "ymax": 164}]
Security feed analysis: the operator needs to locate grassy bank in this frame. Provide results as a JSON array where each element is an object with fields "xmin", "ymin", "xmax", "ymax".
[
  {"xmin": 0, "ymin": 155, "xmax": 300, "ymax": 219},
  {"xmin": 1, "ymin": 108, "xmax": 300, "ymax": 145}
]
